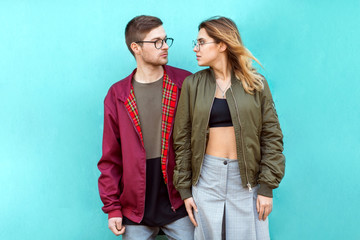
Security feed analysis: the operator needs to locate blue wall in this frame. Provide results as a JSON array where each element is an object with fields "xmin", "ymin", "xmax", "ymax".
[{"xmin": 1, "ymin": 1, "xmax": 359, "ymax": 239}]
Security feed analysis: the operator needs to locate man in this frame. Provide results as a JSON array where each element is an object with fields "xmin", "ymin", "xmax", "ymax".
[{"xmin": 97, "ymin": 15, "xmax": 194, "ymax": 239}]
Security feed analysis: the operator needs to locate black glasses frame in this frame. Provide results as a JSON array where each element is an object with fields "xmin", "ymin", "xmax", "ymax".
[{"xmin": 135, "ymin": 37, "xmax": 174, "ymax": 49}]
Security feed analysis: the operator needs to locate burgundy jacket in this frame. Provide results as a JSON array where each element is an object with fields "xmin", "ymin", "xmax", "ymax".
[{"xmin": 98, "ymin": 65, "xmax": 192, "ymax": 222}]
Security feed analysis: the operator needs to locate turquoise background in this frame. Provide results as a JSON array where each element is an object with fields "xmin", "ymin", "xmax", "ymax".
[{"xmin": 1, "ymin": 0, "xmax": 359, "ymax": 239}]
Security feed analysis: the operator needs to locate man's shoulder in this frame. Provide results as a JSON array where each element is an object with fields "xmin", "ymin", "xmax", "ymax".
[
  {"xmin": 164, "ymin": 65, "xmax": 192, "ymax": 88},
  {"xmin": 111, "ymin": 71, "xmax": 134, "ymax": 89},
  {"xmin": 165, "ymin": 65, "xmax": 192, "ymax": 76},
  {"xmin": 105, "ymin": 70, "xmax": 135, "ymax": 102}
]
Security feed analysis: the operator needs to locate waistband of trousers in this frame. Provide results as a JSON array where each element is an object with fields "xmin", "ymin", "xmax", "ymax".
[{"xmin": 204, "ymin": 154, "xmax": 238, "ymax": 162}]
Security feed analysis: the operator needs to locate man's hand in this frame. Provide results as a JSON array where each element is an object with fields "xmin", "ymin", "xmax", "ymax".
[
  {"xmin": 256, "ymin": 195, "xmax": 273, "ymax": 221},
  {"xmin": 184, "ymin": 197, "xmax": 198, "ymax": 227},
  {"xmin": 108, "ymin": 217, "xmax": 126, "ymax": 236}
]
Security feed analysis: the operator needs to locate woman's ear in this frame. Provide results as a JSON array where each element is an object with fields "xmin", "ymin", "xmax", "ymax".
[{"xmin": 218, "ymin": 42, "xmax": 227, "ymax": 52}]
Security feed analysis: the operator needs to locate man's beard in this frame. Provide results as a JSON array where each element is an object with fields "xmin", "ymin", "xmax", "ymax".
[{"xmin": 142, "ymin": 52, "xmax": 168, "ymax": 66}]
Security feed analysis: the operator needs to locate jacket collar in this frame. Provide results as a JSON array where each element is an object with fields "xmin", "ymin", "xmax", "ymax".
[
  {"xmin": 116, "ymin": 65, "xmax": 181, "ymax": 102},
  {"xmin": 208, "ymin": 67, "xmax": 240, "ymax": 86}
]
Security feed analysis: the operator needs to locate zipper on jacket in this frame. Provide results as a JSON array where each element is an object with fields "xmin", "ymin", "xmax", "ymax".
[
  {"xmin": 195, "ymin": 85, "xmax": 216, "ymax": 185},
  {"xmin": 167, "ymin": 153, "xmax": 176, "ymax": 212},
  {"xmin": 166, "ymin": 157, "xmax": 175, "ymax": 212},
  {"xmin": 124, "ymin": 107, "xmax": 147, "ymax": 220},
  {"xmin": 230, "ymin": 87, "xmax": 252, "ymax": 192},
  {"xmin": 166, "ymin": 86, "xmax": 180, "ymax": 212}
]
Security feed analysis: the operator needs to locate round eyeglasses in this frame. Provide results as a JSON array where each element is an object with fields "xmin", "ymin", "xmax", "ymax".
[
  {"xmin": 192, "ymin": 40, "xmax": 217, "ymax": 51},
  {"xmin": 135, "ymin": 37, "xmax": 174, "ymax": 49}
]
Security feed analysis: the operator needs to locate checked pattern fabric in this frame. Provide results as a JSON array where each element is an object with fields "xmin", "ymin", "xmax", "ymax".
[
  {"xmin": 124, "ymin": 87, "xmax": 143, "ymax": 143},
  {"xmin": 160, "ymin": 72, "xmax": 178, "ymax": 184},
  {"xmin": 124, "ymin": 71, "xmax": 177, "ymax": 184}
]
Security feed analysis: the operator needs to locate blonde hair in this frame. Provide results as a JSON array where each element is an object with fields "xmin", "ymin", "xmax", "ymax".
[{"xmin": 199, "ymin": 16, "xmax": 264, "ymax": 94}]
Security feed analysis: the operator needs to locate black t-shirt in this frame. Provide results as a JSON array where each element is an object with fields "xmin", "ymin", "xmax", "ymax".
[{"xmin": 123, "ymin": 157, "xmax": 187, "ymax": 226}]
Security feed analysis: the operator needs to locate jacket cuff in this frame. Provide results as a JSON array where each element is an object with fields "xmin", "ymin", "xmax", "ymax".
[
  {"xmin": 258, "ymin": 183, "xmax": 273, "ymax": 198},
  {"xmin": 177, "ymin": 188, "xmax": 192, "ymax": 200},
  {"xmin": 108, "ymin": 210, "xmax": 123, "ymax": 219}
]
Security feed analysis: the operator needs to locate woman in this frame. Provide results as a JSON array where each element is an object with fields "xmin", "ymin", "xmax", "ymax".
[{"xmin": 173, "ymin": 17, "xmax": 285, "ymax": 240}]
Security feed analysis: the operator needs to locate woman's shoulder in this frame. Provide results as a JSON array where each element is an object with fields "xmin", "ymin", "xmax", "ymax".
[
  {"xmin": 193, "ymin": 68, "xmax": 212, "ymax": 79},
  {"xmin": 183, "ymin": 68, "xmax": 212, "ymax": 85}
]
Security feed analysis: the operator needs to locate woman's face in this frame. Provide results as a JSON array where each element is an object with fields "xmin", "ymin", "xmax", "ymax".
[{"xmin": 193, "ymin": 28, "xmax": 220, "ymax": 67}]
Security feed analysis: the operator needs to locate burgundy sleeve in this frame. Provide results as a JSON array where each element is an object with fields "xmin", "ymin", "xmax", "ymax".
[{"xmin": 98, "ymin": 92, "xmax": 123, "ymax": 219}]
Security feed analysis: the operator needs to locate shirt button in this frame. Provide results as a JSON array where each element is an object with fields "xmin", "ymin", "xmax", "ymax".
[{"xmin": 223, "ymin": 161, "xmax": 228, "ymax": 165}]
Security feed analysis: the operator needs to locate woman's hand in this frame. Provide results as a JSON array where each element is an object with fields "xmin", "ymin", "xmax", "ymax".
[
  {"xmin": 256, "ymin": 195, "xmax": 273, "ymax": 221},
  {"xmin": 184, "ymin": 197, "xmax": 198, "ymax": 227}
]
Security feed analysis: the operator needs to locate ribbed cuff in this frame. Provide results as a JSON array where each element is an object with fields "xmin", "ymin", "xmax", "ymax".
[
  {"xmin": 177, "ymin": 188, "xmax": 192, "ymax": 200},
  {"xmin": 108, "ymin": 210, "xmax": 123, "ymax": 219},
  {"xmin": 258, "ymin": 183, "xmax": 273, "ymax": 198}
]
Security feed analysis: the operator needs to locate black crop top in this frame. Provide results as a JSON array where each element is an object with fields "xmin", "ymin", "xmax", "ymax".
[{"xmin": 209, "ymin": 98, "xmax": 233, "ymax": 128}]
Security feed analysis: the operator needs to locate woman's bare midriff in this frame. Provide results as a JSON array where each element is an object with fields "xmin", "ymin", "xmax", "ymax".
[{"xmin": 205, "ymin": 126, "xmax": 237, "ymax": 159}]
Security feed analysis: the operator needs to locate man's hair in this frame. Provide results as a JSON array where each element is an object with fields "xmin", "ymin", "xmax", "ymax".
[{"xmin": 125, "ymin": 15, "xmax": 163, "ymax": 56}]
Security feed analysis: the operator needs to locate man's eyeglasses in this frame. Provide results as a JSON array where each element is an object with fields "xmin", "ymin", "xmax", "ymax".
[
  {"xmin": 135, "ymin": 37, "xmax": 174, "ymax": 49},
  {"xmin": 192, "ymin": 40, "xmax": 217, "ymax": 51}
]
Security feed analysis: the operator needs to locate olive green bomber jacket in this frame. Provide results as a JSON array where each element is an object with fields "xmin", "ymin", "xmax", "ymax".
[{"xmin": 173, "ymin": 68, "xmax": 285, "ymax": 199}]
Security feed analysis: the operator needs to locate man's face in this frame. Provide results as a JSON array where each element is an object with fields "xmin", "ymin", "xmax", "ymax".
[{"xmin": 137, "ymin": 25, "xmax": 169, "ymax": 66}]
